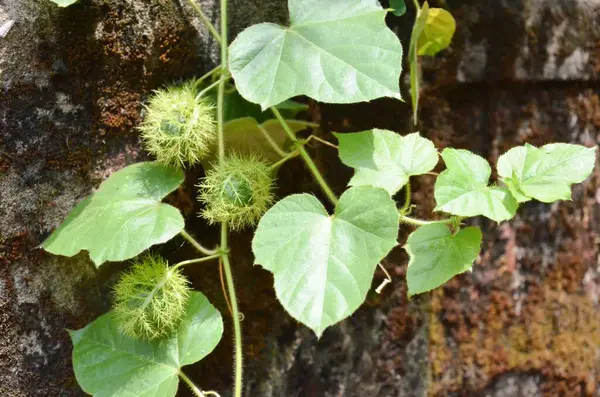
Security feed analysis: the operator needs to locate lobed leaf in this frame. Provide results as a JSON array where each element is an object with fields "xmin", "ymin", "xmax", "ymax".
[
  {"xmin": 405, "ymin": 223, "xmax": 482, "ymax": 296},
  {"xmin": 335, "ymin": 129, "xmax": 438, "ymax": 195},
  {"xmin": 229, "ymin": 0, "xmax": 403, "ymax": 110},
  {"xmin": 252, "ymin": 186, "xmax": 399, "ymax": 337},
  {"xmin": 417, "ymin": 7, "xmax": 456, "ymax": 56},
  {"xmin": 69, "ymin": 292, "xmax": 223, "ymax": 397},
  {"xmin": 434, "ymin": 149, "xmax": 518, "ymax": 222},
  {"xmin": 497, "ymin": 143, "xmax": 597, "ymax": 203},
  {"xmin": 42, "ymin": 162, "xmax": 185, "ymax": 267}
]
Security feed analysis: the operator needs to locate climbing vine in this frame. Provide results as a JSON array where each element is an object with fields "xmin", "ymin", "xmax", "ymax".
[{"xmin": 43, "ymin": 0, "xmax": 597, "ymax": 396}]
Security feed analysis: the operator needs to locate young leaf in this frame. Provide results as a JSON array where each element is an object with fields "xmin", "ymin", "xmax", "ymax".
[
  {"xmin": 69, "ymin": 292, "xmax": 223, "ymax": 397},
  {"xmin": 390, "ymin": 0, "xmax": 407, "ymax": 16},
  {"xmin": 434, "ymin": 148, "xmax": 518, "ymax": 222},
  {"xmin": 405, "ymin": 223, "xmax": 482, "ymax": 296},
  {"xmin": 252, "ymin": 186, "xmax": 399, "ymax": 337},
  {"xmin": 335, "ymin": 129, "xmax": 438, "ymax": 195},
  {"xmin": 497, "ymin": 143, "xmax": 597, "ymax": 203},
  {"xmin": 50, "ymin": 0, "xmax": 79, "ymax": 6},
  {"xmin": 408, "ymin": 2, "xmax": 429, "ymax": 124},
  {"xmin": 42, "ymin": 162, "xmax": 185, "ymax": 267},
  {"xmin": 229, "ymin": 0, "xmax": 403, "ymax": 110},
  {"xmin": 417, "ymin": 8, "xmax": 456, "ymax": 56}
]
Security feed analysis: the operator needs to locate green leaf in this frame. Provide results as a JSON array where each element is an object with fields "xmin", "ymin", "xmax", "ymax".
[
  {"xmin": 497, "ymin": 143, "xmax": 597, "ymax": 203},
  {"xmin": 69, "ymin": 292, "xmax": 223, "ymax": 397},
  {"xmin": 204, "ymin": 117, "xmax": 315, "ymax": 165},
  {"xmin": 409, "ymin": 2, "xmax": 429, "ymax": 124},
  {"xmin": 229, "ymin": 0, "xmax": 403, "ymax": 110},
  {"xmin": 417, "ymin": 8, "xmax": 456, "ymax": 56},
  {"xmin": 335, "ymin": 129, "xmax": 438, "ymax": 195},
  {"xmin": 405, "ymin": 224, "xmax": 482, "ymax": 296},
  {"xmin": 252, "ymin": 186, "xmax": 399, "ymax": 337},
  {"xmin": 390, "ymin": 0, "xmax": 407, "ymax": 16},
  {"xmin": 209, "ymin": 86, "xmax": 307, "ymax": 124},
  {"xmin": 42, "ymin": 162, "xmax": 185, "ymax": 267},
  {"xmin": 434, "ymin": 148, "xmax": 518, "ymax": 222},
  {"xmin": 50, "ymin": 0, "xmax": 79, "ymax": 6}
]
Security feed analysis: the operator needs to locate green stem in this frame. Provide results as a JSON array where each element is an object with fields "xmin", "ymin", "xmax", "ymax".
[
  {"xmin": 186, "ymin": 0, "xmax": 223, "ymax": 44},
  {"xmin": 172, "ymin": 254, "xmax": 221, "ymax": 271},
  {"xmin": 221, "ymin": 223, "xmax": 243, "ymax": 397},
  {"xmin": 271, "ymin": 107, "xmax": 339, "ymax": 206},
  {"xmin": 400, "ymin": 180, "xmax": 412, "ymax": 214},
  {"xmin": 257, "ymin": 124, "xmax": 292, "ymax": 158},
  {"xmin": 269, "ymin": 150, "xmax": 299, "ymax": 171},
  {"xmin": 179, "ymin": 371, "xmax": 207, "ymax": 397},
  {"xmin": 412, "ymin": 0, "xmax": 421, "ymax": 11},
  {"xmin": 400, "ymin": 214, "xmax": 455, "ymax": 227},
  {"xmin": 216, "ymin": 2, "xmax": 243, "ymax": 396},
  {"xmin": 196, "ymin": 77, "xmax": 227, "ymax": 101},
  {"xmin": 180, "ymin": 229, "xmax": 219, "ymax": 256},
  {"xmin": 194, "ymin": 65, "xmax": 222, "ymax": 89}
]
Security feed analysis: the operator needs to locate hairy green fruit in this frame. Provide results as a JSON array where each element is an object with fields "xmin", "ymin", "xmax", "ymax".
[
  {"xmin": 112, "ymin": 255, "xmax": 191, "ymax": 340},
  {"xmin": 139, "ymin": 80, "xmax": 217, "ymax": 168},
  {"xmin": 198, "ymin": 154, "xmax": 275, "ymax": 230}
]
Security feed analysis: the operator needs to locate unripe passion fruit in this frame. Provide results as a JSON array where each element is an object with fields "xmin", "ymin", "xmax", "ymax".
[
  {"xmin": 138, "ymin": 80, "xmax": 216, "ymax": 168},
  {"xmin": 112, "ymin": 255, "xmax": 190, "ymax": 340},
  {"xmin": 198, "ymin": 154, "xmax": 275, "ymax": 230}
]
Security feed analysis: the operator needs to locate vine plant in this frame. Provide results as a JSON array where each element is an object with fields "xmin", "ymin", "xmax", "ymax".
[{"xmin": 43, "ymin": 0, "xmax": 597, "ymax": 396}]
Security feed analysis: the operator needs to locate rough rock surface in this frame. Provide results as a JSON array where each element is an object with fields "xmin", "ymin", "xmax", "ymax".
[{"xmin": 0, "ymin": 0, "xmax": 598, "ymax": 396}]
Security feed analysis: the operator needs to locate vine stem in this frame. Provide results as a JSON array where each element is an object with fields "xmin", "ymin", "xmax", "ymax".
[
  {"xmin": 400, "ymin": 214, "xmax": 455, "ymax": 227},
  {"xmin": 194, "ymin": 65, "xmax": 222, "ymax": 89},
  {"xmin": 196, "ymin": 75, "xmax": 230, "ymax": 101},
  {"xmin": 216, "ymin": 1, "xmax": 243, "ymax": 396},
  {"xmin": 221, "ymin": 223, "xmax": 243, "ymax": 397},
  {"xmin": 269, "ymin": 149, "xmax": 299, "ymax": 170},
  {"xmin": 271, "ymin": 107, "xmax": 339, "ymax": 206},
  {"xmin": 186, "ymin": 0, "xmax": 222, "ymax": 44},
  {"xmin": 257, "ymin": 124, "xmax": 292, "ymax": 158},
  {"xmin": 179, "ymin": 371, "xmax": 208, "ymax": 397},
  {"xmin": 180, "ymin": 229, "xmax": 219, "ymax": 256},
  {"xmin": 172, "ymin": 254, "xmax": 221, "ymax": 271},
  {"xmin": 412, "ymin": 0, "xmax": 421, "ymax": 11}
]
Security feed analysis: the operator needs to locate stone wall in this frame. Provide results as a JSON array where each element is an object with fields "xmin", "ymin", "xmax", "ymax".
[{"xmin": 0, "ymin": 0, "xmax": 598, "ymax": 396}]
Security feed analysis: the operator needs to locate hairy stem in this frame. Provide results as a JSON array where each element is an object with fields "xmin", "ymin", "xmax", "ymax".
[
  {"xmin": 196, "ymin": 75, "xmax": 230, "ymax": 101},
  {"xmin": 271, "ymin": 107, "xmax": 339, "ymax": 206},
  {"xmin": 221, "ymin": 223, "xmax": 243, "ymax": 397},
  {"xmin": 216, "ymin": 1, "xmax": 243, "ymax": 396},
  {"xmin": 186, "ymin": 0, "xmax": 222, "ymax": 44},
  {"xmin": 257, "ymin": 124, "xmax": 292, "ymax": 158},
  {"xmin": 180, "ymin": 229, "xmax": 219, "ymax": 256},
  {"xmin": 179, "ymin": 371, "xmax": 208, "ymax": 397},
  {"xmin": 194, "ymin": 65, "xmax": 222, "ymax": 88},
  {"xmin": 172, "ymin": 254, "xmax": 221, "ymax": 271}
]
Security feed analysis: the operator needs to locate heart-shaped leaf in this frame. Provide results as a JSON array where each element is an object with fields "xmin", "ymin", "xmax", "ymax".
[
  {"xmin": 335, "ymin": 129, "xmax": 438, "ymax": 195},
  {"xmin": 434, "ymin": 148, "xmax": 518, "ymax": 222},
  {"xmin": 42, "ymin": 162, "xmax": 185, "ymax": 267},
  {"xmin": 390, "ymin": 0, "xmax": 407, "ymax": 17},
  {"xmin": 50, "ymin": 0, "xmax": 79, "ymax": 6},
  {"xmin": 417, "ymin": 7, "xmax": 456, "ymax": 56},
  {"xmin": 252, "ymin": 186, "xmax": 399, "ymax": 337},
  {"xmin": 69, "ymin": 292, "xmax": 223, "ymax": 397},
  {"xmin": 497, "ymin": 143, "xmax": 597, "ymax": 203},
  {"xmin": 405, "ymin": 224, "xmax": 482, "ymax": 296},
  {"xmin": 229, "ymin": 0, "xmax": 403, "ymax": 110}
]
